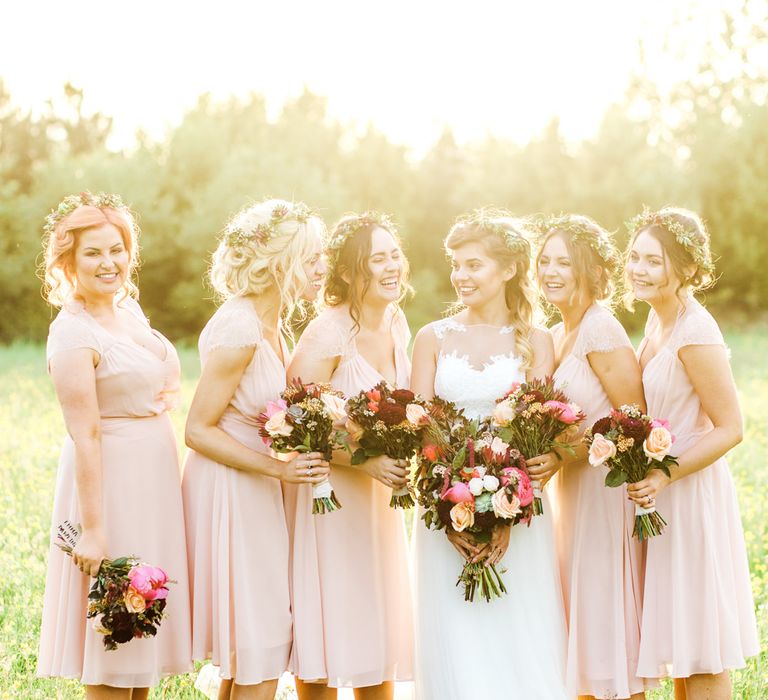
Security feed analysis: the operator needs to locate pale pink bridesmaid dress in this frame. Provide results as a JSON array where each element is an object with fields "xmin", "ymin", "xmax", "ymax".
[
  {"xmin": 182, "ymin": 295, "xmax": 293, "ymax": 684},
  {"xmin": 636, "ymin": 297, "xmax": 758, "ymax": 679},
  {"xmin": 37, "ymin": 297, "xmax": 192, "ymax": 687},
  {"xmin": 550, "ymin": 303, "xmax": 649, "ymax": 698},
  {"xmin": 286, "ymin": 303, "xmax": 414, "ymax": 688}
]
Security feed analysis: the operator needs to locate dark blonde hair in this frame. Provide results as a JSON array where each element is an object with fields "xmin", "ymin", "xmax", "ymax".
[
  {"xmin": 624, "ymin": 206, "xmax": 715, "ymax": 309},
  {"xmin": 42, "ymin": 202, "xmax": 139, "ymax": 307},
  {"xmin": 535, "ymin": 214, "xmax": 620, "ymax": 307},
  {"xmin": 444, "ymin": 212, "xmax": 537, "ymax": 369},
  {"xmin": 324, "ymin": 213, "xmax": 412, "ymax": 332}
]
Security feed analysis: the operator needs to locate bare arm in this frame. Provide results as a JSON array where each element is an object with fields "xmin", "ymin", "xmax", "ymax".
[
  {"xmin": 588, "ymin": 346, "xmax": 646, "ymax": 413},
  {"xmin": 185, "ymin": 346, "xmax": 328, "ymax": 484},
  {"xmin": 50, "ymin": 348, "xmax": 107, "ymax": 577},
  {"xmin": 628, "ymin": 344, "xmax": 742, "ymax": 503}
]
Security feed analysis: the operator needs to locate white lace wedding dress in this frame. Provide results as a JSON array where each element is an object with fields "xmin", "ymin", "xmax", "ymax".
[{"xmin": 412, "ymin": 319, "xmax": 569, "ymax": 700}]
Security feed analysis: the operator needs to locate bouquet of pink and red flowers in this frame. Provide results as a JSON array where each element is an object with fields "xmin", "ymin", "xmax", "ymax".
[
  {"xmin": 415, "ymin": 400, "xmax": 535, "ymax": 602},
  {"xmin": 584, "ymin": 404, "xmax": 678, "ymax": 540},
  {"xmin": 492, "ymin": 377, "xmax": 584, "ymax": 515},
  {"xmin": 345, "ymin": 381, "xmax": 431, "ymax": 508},
  {"xmin": 257, "ymin": 379, "xmax": 347, "ymax": 514},
  {"xmin": 56, "ymin": 520, "xmax": 171, "ymax": 650}
]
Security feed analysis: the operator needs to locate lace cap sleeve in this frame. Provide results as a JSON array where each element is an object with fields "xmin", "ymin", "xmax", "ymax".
[
  {"xmin": 673, "ymin": 305, "xmax": 725, "ymax": 351},
  {"xmin": 204, "ymin": 298, "xmax": 263, "ymax": 352},
  {"xmin": 46, "ymin": 312, "xmax": 102, "ymax": 362},
  {"xmin": 295, "ymin": 310, "xmax": 349, "ymax": 361},
  {"xmin": 578, "ymin": 306, "xmax": 632, "ymax": 357}
]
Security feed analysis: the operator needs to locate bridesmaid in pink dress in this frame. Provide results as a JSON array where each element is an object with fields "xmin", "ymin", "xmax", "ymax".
[
  {"xmin": 286, "ymin": 212, "xmax": 414, "ymax": 700},
  {"xmin": 533, "ymin": 215, "xmax": 649, "ymax": 700},
  {"xmin": 182, "ymin": 199, "xmax": 330, "ymax": 700},
  {"xmin": 37, "ymin": 193, "xmax": 192, "ymax": 698},
  {"xmin": 624, "ymin": 207, "xmax": 758, "ymax": 699}
]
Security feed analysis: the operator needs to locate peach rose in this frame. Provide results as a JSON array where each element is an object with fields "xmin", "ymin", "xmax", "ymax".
[
  {"xmin": 450, "ymin": 502, "xmax": 475, "ymax": 532},
  {"xmin": 492, "ymin": 489, "xmax": 521, "ymax": 519},
  {"xmin": 492, "ymin": 399, "xmax": 515, "ymax": 426},
  {"xmin": 265, "ymin": 410, "xmax": 293, "ymax": 437},
  {"xmin": 588, "ymin": 433, "xmax": 617, "ymax": 468},
  {"xmin": 321, "ymin": 393, "xmax": 347, "ymax": 424},
  {"xmin": 406, "ymin": 403, "xmax": 429, "ymax": 426},
  {"xmin": 123, "ymin": 585, "xmax": 146, "ymax": 613},
  {"xmin": 643, "ymin": 426, "xmax": 673, "ymax": 461}
]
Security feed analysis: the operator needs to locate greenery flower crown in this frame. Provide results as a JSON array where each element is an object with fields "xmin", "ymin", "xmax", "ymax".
[
  {"xmin": 326, "ymin": 211, "xmax": 396, "ymax": 264},
  {"xmin": 455, "ymin": 210, "xmax": 530, "ymax": 256},
  {"xmin": 626, "ymin": 207, "xmax": 714, "ymax": 275},
  {"xmin": 223, "ymin": 201, "xmax": 316, "ymax": 248},
  {"xmin": 534, "ymin": 214, "xmax": 619, "ymax": 267},
  {"xmin": 44, "ymin": 191, "xmax": 127, "ymax": 236}
]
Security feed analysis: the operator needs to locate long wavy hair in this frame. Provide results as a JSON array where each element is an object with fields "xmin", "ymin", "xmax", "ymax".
[
  {"xmin": 323, "ymin": 213, "xmax": 412, "ymax": 333},
  {"xmin": 444, "ymin": 213, "xmax": 538, "ymax": 369}
]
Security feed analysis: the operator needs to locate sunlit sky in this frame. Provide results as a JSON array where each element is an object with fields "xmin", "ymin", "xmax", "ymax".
[{"xmin": 0, "ymin": 0, "xmax": 740, "ymax": 153}]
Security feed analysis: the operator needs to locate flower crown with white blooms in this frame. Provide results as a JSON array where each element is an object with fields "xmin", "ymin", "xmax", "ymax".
[
  {"xmin": 44, "ymin": 191, "xmax": 128, "ymax": 236},
  {"xmin": 223, "ymin": 201, "xmax": 316, "ymax": 248},
  {"xmin": 626, "ymin": 207, "xmax": 714, "ymax": 275},
  {"xmin": 455, "ymin": 209, "xmax": 530, "ymax": 256},
  {"xmin": 533, "ymin": 214, "xmax": 619, "ymax": 267}
]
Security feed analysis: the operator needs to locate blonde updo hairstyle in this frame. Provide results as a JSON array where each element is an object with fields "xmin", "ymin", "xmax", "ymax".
[
  {"xmin": 623, "ymin": 206, "xmax": 715, "ymax": 310},
  {"xmin": 444, "ymin": 212, "xmax": 538, "ymax": 369},
  {"xmin": 42, "ymin": 199, "xmax": 140, "ymax": 308},
  {"xmin": 210, "ymin": 198, "xmax": 325, "ymax": 324},
  {"xmin": 535, "ymin": 214, "xmax": 620, "ymax": 307}
]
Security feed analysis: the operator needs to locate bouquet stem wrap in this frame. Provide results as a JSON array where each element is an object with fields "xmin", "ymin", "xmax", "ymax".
[{"xmin": 633, "ymin": 503, "xmax": 668, "ymax": 540}]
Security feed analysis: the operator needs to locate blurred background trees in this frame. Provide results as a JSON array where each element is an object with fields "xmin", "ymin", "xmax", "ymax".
[{"xmin": 2, "ymin": 3, "xmax": 766, "ymax": 343}]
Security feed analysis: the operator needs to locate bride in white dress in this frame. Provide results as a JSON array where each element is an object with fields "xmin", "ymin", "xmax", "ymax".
[{"xmin": 410, "ymin": 212, "xmax": 569, "ymax": 700}]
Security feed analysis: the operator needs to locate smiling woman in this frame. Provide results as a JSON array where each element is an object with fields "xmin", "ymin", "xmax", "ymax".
[{"xmin": 37, "ymin": 192, "xmax": 193, "ymax": 698}]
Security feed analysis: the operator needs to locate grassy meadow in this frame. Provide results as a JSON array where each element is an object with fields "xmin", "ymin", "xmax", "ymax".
[{"xmin": 0, "ymin": 333, "xmax": 766, "ymax": 699}]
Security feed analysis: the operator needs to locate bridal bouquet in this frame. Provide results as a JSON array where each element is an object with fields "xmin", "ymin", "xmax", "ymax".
[
  {"xmin": 56, "ymin": 520, "xmax": 172, "ymax": 650},
  {"xmin": 345, "ymin": 381, "xmax": 431, "ymax": 508},
  {"xmin": 585, "ymin": 404, "xmax": 678, "ymax": 540},
  {"xmin": 258, "ymin": 379, "xmax": 346, "ymax": 514},
  {"xmin": 492, "ymin": 377, "xmax": 584, "ymax": 515},
  {"xmin": 415, "ymin": 401, "xmax": 535, "ymax": 602}
]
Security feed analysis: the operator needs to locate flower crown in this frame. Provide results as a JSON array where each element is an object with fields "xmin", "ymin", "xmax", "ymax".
[
  {"xmin": 223, "ymin": 201, "xmax": 316, "ymax": 248},
  {"xmin": 626, "ymin": 207, "xmax": 714, "ymax": 275},
  {"xmin": 455, "ymin": 210, "xmax": 530, "ymax": 256},
  {"xmin": 44, "ymin": 191, "xmax": 127, "ymax": 236},
  {"xmin": 535, "ymin": 214, "xmax": 619, "ymax": 267},
  {"xmin": 326, "ymin": 211, "xmax": 397, "ymax": 263}
]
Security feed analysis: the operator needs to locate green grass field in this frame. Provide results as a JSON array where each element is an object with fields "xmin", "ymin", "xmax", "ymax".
[{"xmin": 1, "ymin": 335, "xmax": 765, "ymax": 699}]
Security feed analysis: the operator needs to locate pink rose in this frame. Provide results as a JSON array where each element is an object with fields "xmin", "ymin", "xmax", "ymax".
[
  {"xmin": 264, "ymin": 399, "xmax": 288, "ymax": 418},
  {"xmin": 492, "ymin": 489, "xmax": 521, "ymax": 519},
  {"xmin": 405, "ymin": 403, "xmax": 430, "ymax": 426},
  {"xmin": 651, "ymin": 418, "xmax": 675, "ymax": 441},
  {"xmin": 500, "ymin": 467, "xmax": 533, "ymax": 506},
  {"xmin": 450, "ymin": 502, "xmax": 475, "ymax": 532},
  {"xmin": 588, "ymin": 433, "xmax": 617, "ymax": 467},
  {"xmin": 544, "ymin": 400, "xmax": 581, "ymax": 424},
  {"xmin": 123, "ymin": 585, "xmax": 147, "ymax": 613},
  {"xmin": 442, "ymin": 481, "xmax": 474, "ymax": 504},
  {"xmin": 128, "ymin": 565, "xmax": 169, "ymax": 601},
  {"xmin": 643, "ymin": 426, "xmax": 673, "ymax": 461}
]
